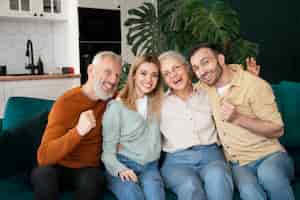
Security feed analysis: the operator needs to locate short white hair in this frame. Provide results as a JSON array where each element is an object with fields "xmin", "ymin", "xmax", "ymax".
[
  {"xmin": 158, "ymin": 51, "xmax": 188, "ymax": 66},
  {"xmin": 92, "ymin": 51, "xmax": 122, "ymax": 65}
]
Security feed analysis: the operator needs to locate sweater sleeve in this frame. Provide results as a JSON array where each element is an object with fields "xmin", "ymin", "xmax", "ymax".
[
  {"xmin": 37, "ymin": 99, "xmax": 82, "ymax": 166},
  {"xmin": 101, "ymin": 101, "xmax": 128, "ymax": 176}
]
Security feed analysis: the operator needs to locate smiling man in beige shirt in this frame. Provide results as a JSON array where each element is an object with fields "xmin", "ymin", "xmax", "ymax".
[{"xmin": 189, "ymin": 43, "xmax": 294, "ymax": 200}]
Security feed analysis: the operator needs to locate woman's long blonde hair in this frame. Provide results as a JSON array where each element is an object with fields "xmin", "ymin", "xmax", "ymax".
[{"xmin": 119, "ymin": 55, "xmax": 164, "ymax": 119}]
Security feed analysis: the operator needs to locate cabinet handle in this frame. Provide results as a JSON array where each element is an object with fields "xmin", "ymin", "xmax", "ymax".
[
  {"xmin": 40, "ymin": 13, "xmax": 44, "ymax": 17},
  {"xmin": 33, "ymin": 13, "xmax": 37, "ymax": 16}
]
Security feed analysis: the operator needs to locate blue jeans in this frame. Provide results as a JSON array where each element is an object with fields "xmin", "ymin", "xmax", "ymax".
[
  {"xmin": 105, "ymin": 154, "xmax": 165, "ymax": 200},
  {"xmin": 231, "ymin": 151, "xmax": 295, "ymax": 200},
  {"xmin": 161, "ymin": 144, "xmax": 233, "ymax": 200}
]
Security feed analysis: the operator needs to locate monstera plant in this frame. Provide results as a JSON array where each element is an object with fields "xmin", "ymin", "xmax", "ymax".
[{"xmin": 124, "ymin": 0, "xmax": 258, "ymax": 65}]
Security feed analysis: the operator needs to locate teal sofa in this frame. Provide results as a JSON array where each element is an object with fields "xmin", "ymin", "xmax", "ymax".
[
  {"xmin": 0, "ymin": 81, "xmax": 299, "ymax": 200},
  {"xmin": 0, "ymin": 97, "xmax": 176, "ymax": 200}
]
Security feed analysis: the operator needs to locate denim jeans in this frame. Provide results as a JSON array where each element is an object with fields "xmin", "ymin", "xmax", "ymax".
[
  {"xmin": 161, "ymin": 144, "xmax": 233, "ymax": 200},
  {"xmin": 105, "ymin": 154, "xmax": 165, "ymax": 200},
  {"xmin": 231, "ymin": 151, "xmax": 295, "ymax": 200}
]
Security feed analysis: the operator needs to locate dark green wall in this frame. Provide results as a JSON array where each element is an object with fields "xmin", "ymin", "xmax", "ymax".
[{"xmin": 229, "ymin": 0, "xmax": 300, "ymax": 83}]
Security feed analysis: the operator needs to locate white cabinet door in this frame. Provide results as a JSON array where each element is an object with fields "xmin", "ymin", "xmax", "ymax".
[
  {"xmin": 0, "ymin": 0, "xmax": 67, "ymax": 21},
  {"xmin": 0, "ymin": 0, "xmax": 34, "ymax": 18},
  {"xmin": 36, "ymin": 0, "xmax": 67, "ymax": 20}
]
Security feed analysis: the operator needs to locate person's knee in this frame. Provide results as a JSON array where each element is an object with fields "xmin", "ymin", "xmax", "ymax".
[
  {"xmin": 203, "ymin": 161, "xmax": 232, "ymax": 185},
  {"xmin": 30, "ymin": 166, "xmax": 60, "ymax": 200},
  {"xmin": 234, "ymin": 173, "xmax": 266, "ymax": 200},
  {"xmin": 178, "ymin": 176, "xmax": 202, "ymax": 193},
  {"xmin": 141, "ymin": 170, "xmax": 163, "ymax": 186},
  {"xmin": 121, "ymin": 181, "xmax": 144, "ymax": 200},
  {"xmin": 142, "ymin": 176, "xmax": 164, "ymax": 189},
  {"xmin": 238, "ymin": 182, "xmax": 266, "ymax": 200},
  {"xmin": 31, "ymin": 165, "xmax": 58, "ymax": 185},
  {"xmin": 257, "ymin": 165, "xmax": 289, "ymax": 189},
  {"xmin": 77, "ymin": 168, "xmax": 105, "ymax": 191}
]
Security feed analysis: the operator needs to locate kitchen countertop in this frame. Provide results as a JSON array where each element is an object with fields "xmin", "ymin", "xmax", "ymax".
[{"xmin": 0, "ymin": 73, "xmax": 80, "ymax": 81}]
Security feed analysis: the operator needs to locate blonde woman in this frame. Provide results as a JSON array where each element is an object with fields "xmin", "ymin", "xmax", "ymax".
[{"xmin": 102, "ymin": 55, "xmax": 165, "ymax": 200}]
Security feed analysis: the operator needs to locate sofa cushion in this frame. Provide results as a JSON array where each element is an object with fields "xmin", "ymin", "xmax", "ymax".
[
  {"xmin": 0, "ymin": 179, "xmax": 33, "ymax": 200},
  {"xmin": 275, "ymin": 81, "xmax": 300, "ymax": 148},
  {"xmin": 0, "ymin": 111, "xmax": 49, "ymax": 182},
  {"xmin": 2, "ymin": 97, "xmax": 53, "ymax": 132}
]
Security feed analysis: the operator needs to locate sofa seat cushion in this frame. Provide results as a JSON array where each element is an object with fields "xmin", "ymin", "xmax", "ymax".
[
  {"xmin": 2, "ymin": 97, "xmax": 53, "ymax": 132},
  {"xmin": 0, "ymin": 179, "xmax": 33, "ymax": 200},
  {"xmin": 292, "ymin": 180, "xmax": 300, "ymax": 200}
]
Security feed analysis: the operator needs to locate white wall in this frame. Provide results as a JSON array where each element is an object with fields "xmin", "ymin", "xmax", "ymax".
[
  {"xmin": 0, "ymin": 1, "xmax": 80, "ymax": 75},
  {"xmin": 0, "ymin": 19, "xmax": 56, "ymax": 74},
  {"xmin": 53, "ymin": 0, "xmax": 80, "ymax": 74}
]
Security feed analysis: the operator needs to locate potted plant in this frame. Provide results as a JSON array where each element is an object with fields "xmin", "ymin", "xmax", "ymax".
[{"xmin": 124, "ymin": 0, "xmax": 258, "ymax": 65}]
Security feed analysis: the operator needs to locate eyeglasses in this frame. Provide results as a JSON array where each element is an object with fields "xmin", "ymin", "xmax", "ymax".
[{"xmin": 161, "ymin": 65, "xmax": 184, "ymax": 78}]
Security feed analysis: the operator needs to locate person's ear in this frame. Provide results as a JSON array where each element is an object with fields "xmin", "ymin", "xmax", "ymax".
[
  {"xmin": 87, "ymin": 64, "xmax": 94, "ymax": 78},
  {"xmin": 217, "ymin": 54, "xmax": 226, "ymax": 66}
]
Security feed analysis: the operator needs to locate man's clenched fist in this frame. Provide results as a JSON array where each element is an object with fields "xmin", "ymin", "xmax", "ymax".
[{"xmin": 76, "ymin": 110, "xmax": 96, "ymax": 136}]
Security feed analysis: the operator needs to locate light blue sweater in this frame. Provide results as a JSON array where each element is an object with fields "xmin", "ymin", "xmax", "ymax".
[{"xmin": 101, "ymin": 100, "xmax": 161, "ymax": 176}]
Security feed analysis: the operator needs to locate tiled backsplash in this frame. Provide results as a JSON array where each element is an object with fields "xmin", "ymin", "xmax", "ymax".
[{"xmin": 0, "ymin": 19, "xmax": 55, "ymax": 74}]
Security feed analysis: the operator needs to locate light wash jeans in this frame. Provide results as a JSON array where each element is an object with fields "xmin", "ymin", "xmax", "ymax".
[
  {"xmin": 105, "ymin": 154, "xmax": 165, "ymax": 200},
  {"xmin": 161, "ymin": 144, "xmax": 233, "ymax": 200},
  {"xmin": 231, "ymin": 151, "xmax": 295, "ymax": 200}
]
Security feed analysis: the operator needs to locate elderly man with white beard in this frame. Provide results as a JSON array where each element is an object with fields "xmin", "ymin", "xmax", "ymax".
[{"xmin": 31, "ymin": 51, "xmax": 122, "ymax": 200}]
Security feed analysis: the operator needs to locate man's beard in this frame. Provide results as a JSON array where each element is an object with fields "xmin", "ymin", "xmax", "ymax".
[
  {"xmin": 212, "ymin": 63, "xmax": 223, "ymax": 85},
  {"xmin": 93, "ymin": 78, "xmax": 114, "ymax": 101},
  {"xmin": 201, "ymin": 62, "xmax": 223, "ymax": 86}
]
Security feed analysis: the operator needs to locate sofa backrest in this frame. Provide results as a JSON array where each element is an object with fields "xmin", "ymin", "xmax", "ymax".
[
  {"xmin": 2, "ymin": 97, "xmax": 54, "ymax": 132},
  {"xmin": 272, "ymin": 81, "xmax": 300, "ymax": 149},
  {"xmin": 1, "ymin": 82, "xmax": 299, "ymax": 147}
]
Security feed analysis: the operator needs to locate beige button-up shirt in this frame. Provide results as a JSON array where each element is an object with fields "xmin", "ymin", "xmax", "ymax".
[
  {"xmin": 196, "ymin": 64, "xmax": 285, "ymax": 165},
  {"xmin": 160, "ymin": 87, "xmax": 219, "ymax": 153}
]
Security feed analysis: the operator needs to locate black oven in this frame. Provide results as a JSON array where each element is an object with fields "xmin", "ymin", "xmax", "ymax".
[{"xmin": 78, "ymin": 7, "xmax": 121, "ymax": 84}]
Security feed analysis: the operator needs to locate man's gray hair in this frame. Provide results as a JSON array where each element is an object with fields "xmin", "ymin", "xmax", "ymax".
[
  {"xmin": 158, "ymin": 51, "xmax": 188, "ymax": 66},
  {"xmin": 92, "ymin": 51, "xmax": 122, "ymax": 65}
]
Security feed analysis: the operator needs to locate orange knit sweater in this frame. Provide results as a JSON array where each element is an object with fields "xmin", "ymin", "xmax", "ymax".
[{"xmin": 37, "ymin": 87, "xmax": 108, "ymax": 168}]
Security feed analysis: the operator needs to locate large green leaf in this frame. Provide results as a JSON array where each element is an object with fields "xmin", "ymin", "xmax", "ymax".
[
  {"xmin": 227, "ymin": 38, "xmax": 259, "ymax": 66},
  {"xmin": 186, "ymin": 1, "xmax": 240, "ymax": 46},
  {"xmin": 124, "ymin": 0, "xmax": 259, "ymax": 65},
  {"xmin": 118, "ymin": 62, "xmax": 131, "ymax": 90},
  {"xmin": 125, "ymin": 2, "xmax": 165, "ymax": 55}
]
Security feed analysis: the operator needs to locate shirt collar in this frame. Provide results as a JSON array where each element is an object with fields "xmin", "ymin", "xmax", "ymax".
[{"xmin": 165, "ymin": 84, "xmax": 198, "ymax": 97}]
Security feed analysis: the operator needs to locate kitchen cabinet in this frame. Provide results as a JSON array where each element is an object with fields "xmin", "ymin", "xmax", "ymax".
[
  {"xmin": 0, "ymin": 0, "xmax": 67, "ymax": 21},
  {"xmin": 0, "ymin": 75, "xmax": 80, "ymax": 117},
  {"xmin": 37, "ymin": 0, "xmax": 66, "ymax": 20}
]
